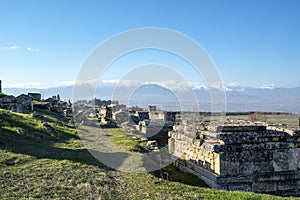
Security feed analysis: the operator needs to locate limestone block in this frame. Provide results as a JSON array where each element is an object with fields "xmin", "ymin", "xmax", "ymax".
[
  {"xmin": 252, "ymin": 182, "xmax": 277, "ymax": 192},
  {"xmin": 186, "ymin": 160, "xmax": 195, "ymax": 170},
  {"xmin": 216, "ymin": 125, "xmax": 266, "ymax": 133},
  {"xmin": 277, "ymin": 180, "xmax": 300, "ymax": 191},
  {"xmin": 254, "ymin": 161, "xmax": 274, "ymax": 173},
  {"xmin": 168, "ymin": 138, "xmax": 175, "ymax": 154},
  {"xmin": 203, "ymin": 161, "xmax": 210, "ymax": 170},
  {"xmin": 296, "ymin": 148, "xmax": 300, "ymax": 169},
  {"xmin": 221, "ymin": 161, "xmax": 240, "ymax": 176},
  {"xmin": 273, "ymin": 149, "xmax": 297, "ymax": 172},
  {"xmin": 228, "ymin": 184, "xmax": 252, "ymax": 192},
  {"xmin": 168, "ymin": 116, "xmax": 300, "ymax": 196},
  {"xmin": 239, "ymin": 162, "xmax": 255, "ymax": 175},
  {"xmin": 212, "ymin": 153, "xmax": 220, "ymax": 175}
]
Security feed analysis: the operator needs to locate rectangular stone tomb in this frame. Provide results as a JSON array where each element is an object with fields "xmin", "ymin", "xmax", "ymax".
[{"xmin": 168, "ymin": 120, "xmax": 300, "ymax": 197}]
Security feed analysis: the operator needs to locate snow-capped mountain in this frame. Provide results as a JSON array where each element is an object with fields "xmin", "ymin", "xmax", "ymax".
[{"xmin": 3, "ymin": 82, "xmax": 300, "ymax": 113}]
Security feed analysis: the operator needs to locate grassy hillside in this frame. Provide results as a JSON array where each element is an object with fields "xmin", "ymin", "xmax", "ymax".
[{"xmin": 0, "ymin": 108, "xmax": 296, "ymax": 199}]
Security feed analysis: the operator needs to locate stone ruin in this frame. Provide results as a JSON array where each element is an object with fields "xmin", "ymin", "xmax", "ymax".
[
  {"xmin": 0, "ymin": 94, "xmax": 33, "ymax": 112},
  {"xmin": 28, "ymin": 93, "xmax": 41, "ymax": 101},
  {"xmin": 168, "ymin": 113, "xmax": 300, "ymax": 196},
  {"xmin": 97, "ymin": 104, "xmax": 128, "ymax": 125},
  {"xmin": 132, "ymin": 109, "xmax": 178, "ymax": 145}
]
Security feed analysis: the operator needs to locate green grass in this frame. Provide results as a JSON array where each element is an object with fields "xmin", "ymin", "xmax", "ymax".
[
  {"xmin": 108, "ymin": 128, "xmax": 147, "ymax": 152},
  {"xmin": 162, "ymin": 165, "xmax": 208, "ymax": 187},
  {"xmin": 0, "ymin": 92, "xmax": 8, "ymax": 97},
  {"xmin": 122, "ymin": 172, "xmax": 289, "ymax": 200},
  {"xmin": 0, "ymin": 108, "xmax": 297, "ymax": 199},
  {"xmin": 264, "ymin": 114, "xmax": 300, "ymax": 126},
  {"xmin": 0, "ymin": 153, "xmax": 120, "ymax": 199}
]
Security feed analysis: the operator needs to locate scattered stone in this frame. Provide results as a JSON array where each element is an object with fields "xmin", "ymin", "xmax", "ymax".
[
  {"xmin": 140, "ymin": 137, "xmax": 148, "ymax": 142},
  {"xmin": 147, "ymin": 140, "xmax": 157, "ymax": 148}
]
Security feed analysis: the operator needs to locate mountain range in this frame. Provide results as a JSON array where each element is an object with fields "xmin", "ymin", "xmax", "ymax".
[{"xmin": 3, "ymin": 83, "xmax": 300, "ymax": 114}]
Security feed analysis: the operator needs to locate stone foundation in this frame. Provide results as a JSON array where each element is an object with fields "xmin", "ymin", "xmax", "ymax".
[{"xmin": 168, "ymin": 114, "xmax": 300, "ymax": 196}]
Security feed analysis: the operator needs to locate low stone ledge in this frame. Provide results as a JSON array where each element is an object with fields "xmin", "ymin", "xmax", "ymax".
[{"xmin": 207, "ymin": 125, "xmax": 266, "ymax": 133}]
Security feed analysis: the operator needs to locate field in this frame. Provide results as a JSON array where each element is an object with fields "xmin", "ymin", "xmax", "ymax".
[
  {"xmin": 0, "ymin": 108, "xmax": 297, "ymax": 199},
  {"xmin": 206, "ymin": 113, "xmax": 300, "ymax": 127}
]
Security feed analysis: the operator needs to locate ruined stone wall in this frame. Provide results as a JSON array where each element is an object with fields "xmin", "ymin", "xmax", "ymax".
[
  {"xmin": 17, "ymin": 94, "xmax": 33, "ymax": 111},
  {"xmin": 112, "ymin": 110, "xmax": 129, "ymax": 124},
  {"xmin": 28, "ymin": 93, "xmax": 41, "ymax": 101},
  {"xmin": 168, "ymin": 114, "xmax": 300, "ymax": 196},
  {"xmin": 149, "ymin": 111, "xmax": 166, "ymax": 121}
]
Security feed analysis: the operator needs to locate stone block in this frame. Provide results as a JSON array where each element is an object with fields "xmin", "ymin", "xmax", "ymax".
[
  {"xmin": 254, "ymin": 161, "xmax": 274, "ymax": 173},
  {"xmin": 168, "ymin": 115, "xmax": 300, "ymax": 196},
  {"xmin": 273, "ymin": 150, "xmax": 297, "ymax": 172},
  {"xmin": 252, "ymin": 182, "xmax": 277, "ymax": 192},
  {"xmin": 239, "ymin": 162, "xmax": 255, "ymax": 175},
  {"xmin": 228, "ymin": 184, "xmax": 252, "ymax": 192},
  {"xmin": 216, "ymin": 125, "xmax": 266, "ymax": 133}
]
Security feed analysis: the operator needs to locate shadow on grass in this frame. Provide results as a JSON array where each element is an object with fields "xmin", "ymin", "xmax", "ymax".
[
  {"xmin": 0, "ymin": 127, "xmax": 131, "ymax": 172},
  {"xmin": 0, "ymin": 124, "xmax": 209, "ymax": 190},
  {"xmin": 0, "ymin": 110, "xmax": 78, "ymax": 141},
  {"xmin": 100, "ymin": 124, "xmax": 119, "ymax": 129},
  {"xmin": 0, "ymin": 109, "xmax": 208, "ymax": 189}
]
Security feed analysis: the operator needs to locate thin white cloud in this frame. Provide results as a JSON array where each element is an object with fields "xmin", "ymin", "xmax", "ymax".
[
  {"xmin": 26, "ymin": 47, "xmax": 40, "ymax": 52},
  {"xmin": 1, "ymin": 45, "xmax": 40, "ymax": 52},
  {"xmin": 6, "ymin": 82, "xmax": 42, "ymax": 89},
  {"xmin": 9, "ymin": 45, "xmax": 19, "ymax": 49},
  {"xmin": 2, "ymin": 45, "xmax": 19, "ymax": 50}
]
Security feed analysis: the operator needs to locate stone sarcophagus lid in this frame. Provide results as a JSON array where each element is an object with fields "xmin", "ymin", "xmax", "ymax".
[{"xmin": 168, "ymin": 115, "xmax": 300, "ymax": 197}]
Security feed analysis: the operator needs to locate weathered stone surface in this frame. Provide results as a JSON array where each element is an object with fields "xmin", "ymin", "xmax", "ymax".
[
  {"xmin": 169, "ymin": 114, "xmax": 300, "ymax": 197},
  {"xmin": 252, "ymin": 182, "xmax": 277, "ymax": 192},
  {"xmin": 28, "ymin": 93, "xmax": 41, "ymax": 101},
  {"xmin": 210, "ymin": 125, "xmax": 266, "ymax": 133}
]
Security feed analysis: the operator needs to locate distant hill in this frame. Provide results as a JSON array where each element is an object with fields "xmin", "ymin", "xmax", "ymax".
[{"xmin": 3, "ymin": 84, "xmax": 300, "ymax": 113}]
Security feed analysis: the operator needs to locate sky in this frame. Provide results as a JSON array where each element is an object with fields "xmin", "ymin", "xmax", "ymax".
[{"xmin": 0, "ymin": 0, "xmax": 300, "ymax": 89}]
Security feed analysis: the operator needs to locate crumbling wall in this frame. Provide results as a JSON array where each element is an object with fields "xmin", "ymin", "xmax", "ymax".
[
  {"xmin": 28, "ymin": 93, "xmax": 41, "ymax": 101},
  {"xmin": 168, "ymin": 114, "xmax": 300, "ymax": 196},
  {"xmin": 112, "ymin": 110, "xmax": 129, "ymax": 124},
  {"xmin": 17, "ymin": 94, "xmax": 33, "ymax": 111}
]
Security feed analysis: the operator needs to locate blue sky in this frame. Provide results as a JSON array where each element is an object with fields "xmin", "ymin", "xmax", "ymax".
[{"xmin": 0, "ymin": 0, "xmax": 299, "ymax": 88}]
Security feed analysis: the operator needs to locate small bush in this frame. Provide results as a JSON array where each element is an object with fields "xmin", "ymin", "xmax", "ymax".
[{"xmin": 248, "ymin": 112, "xmax": 267, "ymax": 122}]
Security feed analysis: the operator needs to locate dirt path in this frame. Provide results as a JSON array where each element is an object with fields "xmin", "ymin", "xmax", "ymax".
[
  {"xmin": 76, "ymin": 125, "xmax": 156, "ymax": 172},
  {"xmin": 77, "ymin": 125, "xmax": 121, "ymax": 152}
]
